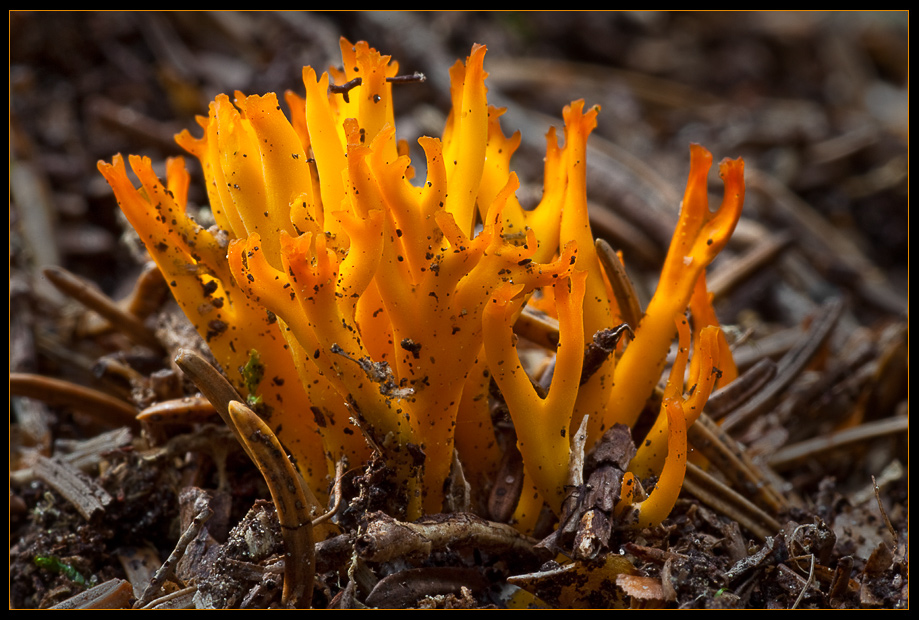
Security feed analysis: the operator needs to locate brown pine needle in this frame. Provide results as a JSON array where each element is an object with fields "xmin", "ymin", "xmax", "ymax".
[
  {"xmin": 767, "ymin": 416, "xmax": 909, "ymax": 471},
  {"xmin": 596, "ymin": 237, "xmax": 643, "ymax": 329},
  {"xmin": 10, "ymin": 372, "xmax": 138, "ymax": 429},
  {"xmin": 227, "ymin": 400, "xmax": 315, "ymax": 609},
  {"xmin": 682, "ymin": 462, "xmax": 783, "ymax": 542},
  {"xmin": 42, "ymin": 265, "xmax": 163, "ymax": 352},
  {"xmin": 137, "ymin": 395, "xmax": 218, "ymax": 423}
]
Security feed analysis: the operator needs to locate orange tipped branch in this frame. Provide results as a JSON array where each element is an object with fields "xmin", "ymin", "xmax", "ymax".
[
  {"xmin": 484, "ymin": 269, "xmax": 587, "ymax": 514},
  {"xmin": 606, "ymin": 145, "xmax": 744, "ymax": 431}
]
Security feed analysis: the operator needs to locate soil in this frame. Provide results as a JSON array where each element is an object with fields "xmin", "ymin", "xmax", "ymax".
[{"xmin": 10, "ymin": 11, "xmax": 908, "ymax": 609}]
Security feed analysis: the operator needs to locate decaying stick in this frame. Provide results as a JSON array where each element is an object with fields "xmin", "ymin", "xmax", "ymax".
[{"xmin": 356, "ymin": 511, "xmax": 546, "ymax": 565}]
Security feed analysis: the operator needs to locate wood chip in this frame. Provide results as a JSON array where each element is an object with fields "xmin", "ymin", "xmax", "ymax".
[
  {"xmin": 49, "ymin": 578, "xmax": 134, "ymax": 609},
  {"xmin": 616, "ymin": 573, "xmax": 671, "ymax": 602},
  {"xmin": 32, "ymin": 454, "xmax": 112, "ymax": 521},
  {"xmin": 356, "ymin": 511, "xmax": 544, "ymax": 565}
]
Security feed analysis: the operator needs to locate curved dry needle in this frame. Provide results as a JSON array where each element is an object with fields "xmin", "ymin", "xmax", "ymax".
[
  {"xmin": 137, "ymin": 396, "xmax": 218, "ymax": 423},
  {"xmin": 173, "ymin": 348, "xmax": 323, "ymax": 509},
  {"xmin": 10, "ymin": 372, "xmax": 139, "ymax": 429},
  {"xmin": 172, "ymin": 349, "xmax": 251, "ymax": 452},
  {"xmin": 227, "ymin": 400, "xmax": 316, "ymax": 609},
  {"xmin": 175, "ymin": 349, "xmax": 318, "ymax": 607},
  {"xmin": 172, "ymin": 348, "xmax": 321, "ymax": 509}
]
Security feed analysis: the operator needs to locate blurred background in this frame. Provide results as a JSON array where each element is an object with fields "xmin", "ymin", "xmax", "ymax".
[{"xmin": 10, "ymin": 11, "xmax": 908, "ymax": 322}]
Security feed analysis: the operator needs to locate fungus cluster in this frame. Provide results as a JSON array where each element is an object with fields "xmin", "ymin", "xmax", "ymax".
[{"xmin": 98, "ymin": 39, "xmax": 744, "ymax": 530}]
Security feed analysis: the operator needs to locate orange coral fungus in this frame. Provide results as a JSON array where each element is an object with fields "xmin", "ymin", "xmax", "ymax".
[
  {"xmin": 99, "ymin": 38, "xmax": 744, "ymax": 528},
  {"xmin": 604, "ymin": 145, "xmax": 744, "ymax": 433}
]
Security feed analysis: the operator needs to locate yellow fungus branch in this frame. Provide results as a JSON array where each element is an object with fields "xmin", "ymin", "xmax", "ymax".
[
  {"xmin": 630, "ymin": 398, "xmax": 688, "ymax": 529},
  {"xmin": 484, "ymin": 268, "xmax": 586, "ymax": 514},
  {"xmin": 629, "ymin": 319, "xmax": 721, "ymax": 480},
  {"xmin": 606, "ymin": 145, "xmax": 744, "ymax": 431},
  {"xmin": 98, "ymin": 154, "xmax": 332, "ymax": 497},
  {"xmin": 689, "ymin": 272, "xmax": 738, "ymax": 386},
  {"xmin": 443, "ymin": 44, "xmax": 489, "ymax": 237}
]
